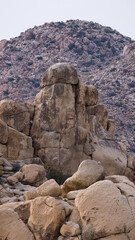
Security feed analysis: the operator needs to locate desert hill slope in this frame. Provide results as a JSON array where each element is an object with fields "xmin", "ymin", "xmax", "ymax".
[{"xmin": 0, "ymin": 20, "xmax": 134, "ymax": 152}]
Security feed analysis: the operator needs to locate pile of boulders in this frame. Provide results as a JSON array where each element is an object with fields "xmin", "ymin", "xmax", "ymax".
[{"xmin": 1, "ymin": 159, "xmax": 135, "ymax": 240}]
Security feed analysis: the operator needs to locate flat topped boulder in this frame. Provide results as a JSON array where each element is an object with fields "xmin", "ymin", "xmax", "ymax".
[{"xmin": 40, "ymin": 63, "xmax": 79, "ymax": 87}]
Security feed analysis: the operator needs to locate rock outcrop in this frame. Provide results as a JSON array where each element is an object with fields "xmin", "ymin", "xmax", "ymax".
[
  {"xmin": 0, "ymin": 100, "xmax": 34, "ymax": 160},
  {"xmin": 0, "ymin": 63, "xmax": 130, "ymax": 178},
  {"xmin": 31, "ymin": 63, "xmax": 127, "ymax": 176},
  {"xmin": 0, "ymin": 63, "xmax": 135, "ymax": 240}
]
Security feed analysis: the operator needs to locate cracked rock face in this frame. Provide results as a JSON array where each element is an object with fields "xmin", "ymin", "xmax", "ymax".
[
  {"xmin": 75, "ymin": 180, "xmax": 135, "ymax": 240},
  {"xmin": 31, "ymin": 63, "xmax": 127, "ymax": 175}
]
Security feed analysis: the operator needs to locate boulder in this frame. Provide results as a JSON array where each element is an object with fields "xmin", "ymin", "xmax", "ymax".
[
  {"xmin": 25, "ymin": 188, "xmax": 38, "ymax": 200},
  {"xmin": 77, "ymin": 82, "xmax": 98, "ymax": 106},
  {"xmin": 107, "ymin": 119, "xmax": 115, "ymax": 136},
  {"xmin": 62, "ymin": 160, "xmax": 104, "ymax": 196},
  {"xmin": 7, "ymin": 127, "xmax": 34, "ymax": 160},
  {"xmin": 127, "ymin": 154, "xmax": 135, "ymax": 170},
  {"xmin": 75, "ymin": 180, "xmax": 134, "ymax": 239},
  {"xmin": 0, "ymin": 119, "xmax": 8, "ymax": 144},
  {"xmin": 37, "ymin": 179, "xmax": 61, "ymax": 197},
  {"xmin": 40, "ymin": 62, "xmax": 79, "ymax": 87},
  {"xmin": 28, "ymin": 196, "xmax": 67, "ymax": 240},
  {"xmin": 67, "ymin": 190, "xmax": 85, "ymax": 200},
  {"xmin": 15, "ymin": 200, "xmax": 31, "ymax": 223},
  {"xmin": 7, "ymin": 175, "xmax": 19, "ymax": 185},
  {"xmin": 0, "ymin": 144, "xmax": 7, "ymax": 158},
  {"xmin": 20, "ymin": 164, "xmax": 46, "ymax": 186},
  {"xmin": 0, "ymin": 207, "xmax": 34, "ymax": 240},
  {"xmin": 60, "ymin": 221, "xmax": 81, "ymax": 237},
  {"xmin": 86, "ymin": 103, "xmax": 108, "ymax": 129},
  {"xmin": 0, "ymin": 100, "xmax": 33, "ymax": 136},
  {"xmin": 92, "ymin": 140, "xmax": 127, "ymax": 175}
]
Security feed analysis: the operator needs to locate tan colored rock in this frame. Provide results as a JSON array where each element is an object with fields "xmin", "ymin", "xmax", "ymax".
[
  {"xmin": 127, "ymin": 154, "xmax": 135, "ymax": 170},
  {"xmin": 0, "ymin": 207, "xmax": 34, "ymax": 240},
  {"xmin": 118, "ymin": 142, "xmax": 127, "ymax": 154},
  {"xmin": 40, "ymin": 63, "xmax": 79, "ymax": 87},
  {"xmin": 106, "ymin": 175, "xmax": 135, "ymax": 188},
  {"xmin": 15, "ymin": 200, "xmax": 31, "ymax": 223},
  {"xmin": 69, "ymin": 206, "xmax": 82, "ymax": 227},
  {"xmin": 107, "ymin": 119, "xmax": 115, "ymax": 136},
  {"xmin": 7, "ymin": 175, "xmax": 19, "ymax": 185},
  {"xmin": 77, "ymin": 82, "xmax": 98, "ymax": 106},
  {"xmin": 28, "ymin": 196, "xmax": 66, "ymax": 240},
  {"xmin": 0, "ymin": 202, "xmax": 21, "ymax": 210},
  {"xmin": 99, "ymin": 234, "xmax": 129, "ymax": 240},
  {"xmin": 0, "ymin": 144, "xmax": 7, "ymax": 158},
  {"xmin": 115, "ymin": 182, "xmax": 135, "ymax": 217},
  {"xmin": 0, "ymin": 119, "xmax": 8, "ymax": 144},
  {"xmin": 14, "ymin": 171, "xmax": 23, "ymax": 181},
  {"xmin": 58, "ymin": 237, "xmax": 81, "ymax": 240},
  {"xmin": 87, "ymin": 103, "xmax": 108, "ymax": 129},
  {"xmin": 0, "ymin": 100, "xmax": 32, "ymax": 135},
  {"xmin": 20, "ymin": 164, "xmax": 46, "ymax": 186},
  {"xmin": 0, "ymin": 185, "xmax": 14, "ymax": 198},
  {"xmin": 75, "ymin": 180, "xmax": 134, "ymax": 239},
  {"xmin": 62, "ymin": 160, "xmax": 104, "ymax": 196},
  {"xmin": 31, "ymin": 63, "xmax": 127, "ymax": 176},
  {"xmin": 7, "ymin": 127, "xmax": 34, "ymax": 160},
  {"xmin": 60, "ymin": 221, "xmax": 81, "ymax": 237},
  {"xmin": 55, "ymin": 199, "xmax": 73, "ymax": 217},
  {"xmin": 85, "ymin": 85, "xmax": 98, "ymax": 106},
  {"xmin": 67, "ymin": 190, "xmax": 85, "ymax": 200},
  {"xmin": 125, "ymin": 167, "xmax": 135, "ymax": 182},
  {"xmin": 92, "ymin": 139, "xmax": 127, "ymax": 175},
  {"xmin": 37, "ymin": 179, "xmax": 61, "ymax": 197},
  {"xmin": 25, "ymin": 188, "xmax": 38, "ymax": 200}
]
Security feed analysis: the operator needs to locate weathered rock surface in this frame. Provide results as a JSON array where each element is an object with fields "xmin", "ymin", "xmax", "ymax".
[
  {"xmin": 28, "ymin": 196, "xmax": 68, "ymax": 240},
  {"xmin": 37, "ymin": 179, "xmax": 61, "ymax": 197},
  {"xmin": 0, "ymin": 100, "xmax": 34, "ymax": 136},
  {"xmin": 41, "ymin": 62, "xmax": 79, "ymax": 87},
  {"xmin": 75, "ymin": 180, "xmax": 135, "ymax": 239},
  {"xmin": 20, "ymin": 164, "xmax": 46, "ymax": 186},
  {"xmin": 60, "ymin": 221, "xmax": 81, "ymax": 237},
  {"xmin": 0, "ymin": 119, "xmax": 8, "ymax": 144},
  {"xmin": 62, "ymin": 160, "xmax": 104, "ymax": 196},
  {"xmin": 7, "ymin": 127, "xmax": 34, "ymax": 160},
  {"xmin": 0, "ymin": 207, "xmax": 34, "ymax": 240},
  {"xmin": 31, "ymin": 63, "xmax": 127, "ymax": 176},
  {"xmin": 92, "ymin": 140, "xmax": 127, "ymax": 175}
]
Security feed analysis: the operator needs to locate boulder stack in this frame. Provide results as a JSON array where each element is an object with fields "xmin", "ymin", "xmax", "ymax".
[{"xmin": 31, "ymin": 63, "xmax": 127, "ymax": 175}]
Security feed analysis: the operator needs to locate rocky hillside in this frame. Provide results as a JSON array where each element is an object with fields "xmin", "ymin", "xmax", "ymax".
[{"xmin": 0, "ymin": 20, "xmax": 134, "ymax": 152}]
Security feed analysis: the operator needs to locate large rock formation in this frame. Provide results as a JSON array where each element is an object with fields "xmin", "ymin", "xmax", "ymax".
[
  {"xmin": 31, "ymin": 63, "xmax": 127, "ymax": 175},
  {"xmin": 0, "ymin": 63, "xmax": 128, "ymax": 177}
]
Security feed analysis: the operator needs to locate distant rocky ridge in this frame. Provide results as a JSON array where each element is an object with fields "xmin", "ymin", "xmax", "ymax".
[{"xmin": 0, "ymin": 20, "xmax": 134, "ymax": 152}]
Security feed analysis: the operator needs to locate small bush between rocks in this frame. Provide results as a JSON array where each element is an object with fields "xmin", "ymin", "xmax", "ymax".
[
  {"xmin": 45, "ymin": 164, "xmax": 70, "ymax": 185},
  {"xmin": 12, "ymin": 163, "xmax": 21, "ymax": 173}
]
